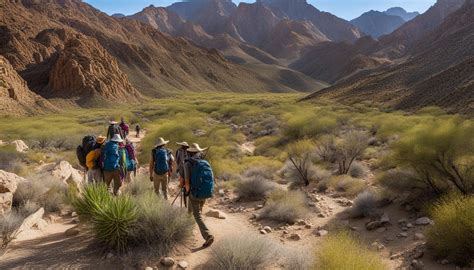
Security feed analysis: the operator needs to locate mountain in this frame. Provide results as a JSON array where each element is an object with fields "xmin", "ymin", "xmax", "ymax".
[
  {"xmin": 258, "ymin": 0, "xmax": 363, "ymax": 43},
  {"xmin": 304, "ymin": 0, "xmax": 474, "ymax": 114},
  {"xmin": 111, "ymin": 13, "xmax": 126, "ymax": 18},
  {"xmin": 384, "ymin": 7, "xmax": 419, "ymax": 21},
  {"xmin": 0, "ymin": 56, "xmax": 56, "ymax": 115},
  {"xmin": 351, "ymin": 10, "xmax": 406, "ymax": 38}
]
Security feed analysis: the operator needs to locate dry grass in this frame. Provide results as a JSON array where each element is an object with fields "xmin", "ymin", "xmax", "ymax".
[
  {"xmin": 236, "ymin": 176, "xmax": 276, "ymax": 201},
  {"xmin": 258, "ymin": 190, "xmax": 308, "ymax": 223}
]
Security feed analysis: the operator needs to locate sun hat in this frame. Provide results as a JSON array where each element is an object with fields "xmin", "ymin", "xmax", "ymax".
[
  {"xmin": 187, "ymin": 143, "xmax": 208, "ymax": 153},
  {"xmin": 111, "ymin": 134, "xmax": 123, "ymax": 143},
  {"xmin": 155, "ymin": 137, "xmax": 170, "ymax": 147},
  {"xmin": 109, "ymin": 120, "xmax": 118, "ymax": 125},
  {"xmin": 176, "ymin": 141, "xmax": 189, "ymax": 147},
  {"xmin": 96, "ymin": 136, "xmax": 106, "ymax": 144}
]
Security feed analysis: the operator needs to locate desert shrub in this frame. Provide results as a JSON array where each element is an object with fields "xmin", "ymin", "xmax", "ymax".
[
  {"xmin": 349, "ymin": 190, "xmax": 378, "ymax": 218},
  {"xmin": 242, "ymin": 167, "xmax": 274, "ymax": 180},
  {"xmin": 314, "ymin": 232, "xmax": 387, "ymax": 270},
  {"xmin": 286, "ymin": 140, "xmax": 316, "ymax": 186},
  {"xmin": 328, "ymin": 175, "xmax": 366, "ymax": 198},
  {"xmin": 284, "ymin": 248, "xmax": 312, "ymax": 270},
  {"xmin": 123, "ymin": 175, "xmax": 153, "ymax": 196},
  {"xmin": 236, "ymin": 177, "xmax": 276, "ymax": 201},
  {"xmin": 130, "ymin": 192, "xmax": 193, "ymax": 254},
  {"xmin": 282, "ymin": 161, "xmax": 331, "ymax": 189},
  {"xmin": 0, "ymin": 212, "xmax": 23, "ymax": 254},
  {"xmin": 207, "ymin": 234, "xmax": 276, "ymax": 270},
  {"xmin": 13, "ymin": 178, "xmax": 67, "ymax": 212},
  {"xmin": 315, "ymin": 135, "xmax": 338, "ymax": 163},
  {"xmin": 391, "ymin": 118, "xmax": 474, "ymax": 195},
  {"xmin": 348, "ymin": 161, "xmax": 368, "ymax": 178},
  {"xmin": 427, "ymin": 194, "xmax": 474, "ymax": 266},
  {"xmin": 72, "ymin": 184, "xmax": 112, "ymax": 220},
  {"xmin": 335, "ymin": 131, "xmax": 369, "ymax": 175},
  {"xmin": 283, "ymin": 113, "xmax": 338, "ymax": 140},
  {"xmin": 259, "ymin": 190, "xmax": 308, "ymax": 223},
  {"xmin": 92, "ymin": 195, "xmax": 137, "ymax": 252},
  {"xmin": 377, "ymin": 169, "xmax": 425, "ymax": 198}
]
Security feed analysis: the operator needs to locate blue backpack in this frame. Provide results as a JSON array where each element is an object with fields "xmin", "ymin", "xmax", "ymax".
[
  {"xmin": 190, "ymin": 159, "xmax": 214, "ymax": 199},
  {"xmin": 153, "ymin": 148, "xmax": 169, "ymax": 175},
  {"xmin": 102, "ymin": 142, "xmax": 120, "ymax": 171},
  {"xmin": 124, "ymin": 150, "xmax": 136, "ymax": 171}
]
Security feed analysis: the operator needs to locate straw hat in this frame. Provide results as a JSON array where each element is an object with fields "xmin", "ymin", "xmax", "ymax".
[
  {"xmin": 111, "ymin": 134, "xmax": 123, "ymax": 143},
  {"xmin": 96, "ymin": 136, "xmax": 106, "ymax": 144},
  {"xmin": 109, "ymin": 120, "xmax": 118, "ymax": 125},
  {"xmin": 176, "ymin": 141, "xmax": 189, "ymax": 147},
  {"xmin": 155, "ymin": 137, "xmax": 170, "ymax": 147},
  {"xmin": 187, "ymin": 143, "xmax": 208, "ymax": 153}
]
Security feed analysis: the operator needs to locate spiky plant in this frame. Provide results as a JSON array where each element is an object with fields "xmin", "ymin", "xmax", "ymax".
[
  {"xmin": 72, "ymin": 183, "xmax": 111, "ymax": 220},
  {"xmin": 92, "ymin": 195, "xmax": 137, "ymax": 252}
]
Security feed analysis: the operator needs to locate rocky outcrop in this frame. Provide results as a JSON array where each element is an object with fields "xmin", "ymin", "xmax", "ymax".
[
  {"xmin": 0, "ymin": 56, "xmax": 56, "ymax": 116},
  {"xmin": 11, "ymin": 140, "xmax": 29, "ymax": 153},
  {"xmin": 0, "ymin": 170, "xmax": 26, "ymax": 215},
  {"xmin": 49, "ymin": 161, "xmax": 83, "ymax": 187}
]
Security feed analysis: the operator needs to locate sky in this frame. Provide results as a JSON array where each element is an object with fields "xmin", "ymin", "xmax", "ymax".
[{"xmin": 83, "ymin": 0, "xmax": 435, "ymax": 20}]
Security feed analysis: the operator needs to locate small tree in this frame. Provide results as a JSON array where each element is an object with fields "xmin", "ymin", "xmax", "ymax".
[
  {"xmin": 335, "ymin": 131, "xmax": 369, "ymax": 175},
  {"xmin": 287, "ymin": 140, "xmax": 315, "ymax": 186}
]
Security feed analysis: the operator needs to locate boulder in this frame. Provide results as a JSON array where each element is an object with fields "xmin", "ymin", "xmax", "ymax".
[
  {"xmin": 0, "ymin": 170, "xmax": 25, "ymax": 193},
  {"xmin": 380, "ymin": 213, "xmax": 390, "ymax": 224},
  {"xmin": 15, "ymin": 207, "xmax": 45, "ymax": 237},
  {"xmin": 289, "ymin": 233, "xmax": 302, "ymax": 241},
  {"xmin": 205, "ymin": 210, "xmax": 226, "ymax": 219},
  {"xmin": 316, "ymin": 230, "xmax": 328, "ymax": 237},
  {"xmin": 160, "ymin": 257, "xmax": 175, "ymax": 267},
  {"xmin": 65, "ymin": 228, "xmax": 80, "ymax": 237},
  {"xmin": 11, "ymin": 140, "xmax": 28, "ymax": 152},
  {"xmin": 0, "ymin": 192, "xmax": 13, "ymax": 215},
  {"xmin": 177, "ymin": 260, "xmax": 189, "ymax": 269},
  {"xmin": 49, "ymin": 161, "xmax": 83, "ymax": 186},
  {"xmin": 366, "ymin": 221, "xmax": 383, "ymax": 230},
  {"xmin": 263, "ymin": 226, "xmax": 272, "ymax": 233},
  {"xmin": 415, "ymin": 217, "xmax": 433, "ymax": 226}
]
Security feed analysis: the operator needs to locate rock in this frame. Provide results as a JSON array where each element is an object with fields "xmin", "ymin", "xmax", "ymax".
[
  {"xmin": 16, "ymin": 208, "xmax": 45, "ymax": 237},
  {"xmin": 144, "ymin": 267, "xmax": 153, "ymax": 270},
  {"xmin": 255, "ymin": 204, "xmax": 264, "ymax": 210},
  {"xmin": 413, "ymin": 233, "xmax": 425, "ymax": 241},
  {"xmin": 71, "ymin": 211, "xmax": 78, "ymax": 217},
  {"xmin": 316, "ymin": 230, "xmax": 328, "ymax": 237},
  {"xmin": 50, "ymin": 161, "xmax": 83, "ymax": 187},
  {"xmin": 160, "ymin": 257, "xmax": 175, "ymax": 267},
  {"xmin": 397, "ymin": 218, "xmax": 408, "ymax": 225},
  {"xmin": 205, "ymin": 209, "xmax": 226, "ymax": 219},
  {"xmin": 282, "ymin": 230, "xmax": 289, "ymax": 234},
  {"xmin": 106, "ymin": 252, "xmax": 114, "ymax": 259},
  {"xmin": 350, "ymin": 226, "xmax": 360, "ymax": 231},
  {"xmin": 371, "ymin": 241, "xmax": 385, "ymax": 250},
  {"xmin": 263, "ymin": 226, "xmax": 272, "ymax": 233},
  {"xmin": 260, "ymin": 229, "xmax": 267, "ymax": 235},
  {"xmin": 177, "ymin": 260, "xmax": 189, "ymax": 269},
  {"xmin": 380, "ymin": 213, "xmax": 390, "ymax": 224},
  {"xmin": 34, "ymin": 218, "xmax": 48, "ymax": 230},
  {"xmin": 366, "ymin": 221, "xmax": 383, "ymax": 230},
  {"xmin": 0, "ymin": 192, "xmax": 13, "ymax": 216},
  {"xmin": 398, "ymin": 232, "xmax": 408, "ymax": 238},
  {"xmin": 406, "ymin": 223, "xmax": 413, "ymax": 228},
  {"xmin": 376, "ymin": 227, "xmax": 387, "ymax": 233},
  {"xmin": 415, "ymin": 217, "xmax": 433, "ymax": 226},
  {"xmin": 218, "ymin": 189, "xmax": 225, "ymax": 196},
  {"xmin": 411, "ymin": 259, "xmax": 424, "ymax": 269},
  {"xmin": 296, "ymin": 219, "xmax": 306, "ymax": 226},
  {"xmin": 401, "ymin": 227, "xmax": 408, "ymax": 231},
  {"xmin": 305, "ymin": 224, "xmax": 312, "ymax": 229},
  {"xmin": 440, "ymin": 259, "xmax": 449, "ymax": 265},
  {"xmin": 65, "ymin": 228, "xmax": 80, "ymax": 237},
  {"xmin": 317, "ymin": 213, "xmax": 326, "ymax": 218},
  {"xmin": 289, "ymin": 233, "xmax": 302, "ymax": 241},
  {"xmin": 250, "ymin": 213, "xmax": 258, "ymax": 219},
  {"xmin": 0, "ymin": 170, "xmax": 24, "ymax": 193},
  {"xmin": 11, "ymin": 140, "xmax": 29, "ymax": 152}
]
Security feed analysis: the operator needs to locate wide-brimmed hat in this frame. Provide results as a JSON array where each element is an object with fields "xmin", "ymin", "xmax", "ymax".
[
  {"xmin": 111, "ymin": 134, "xmax": 123, "ymax": 143},
  {"xmin": 96, "ymin": 136, "xmax": 106, "ymax": 144},
  {"xmin": 155, "ymin": 137, "xmax": 170, "ymax": 147},
  {"xmin": 176, "ymin": 141, "xmax": 189, "ymax": 147},
  {"xmin": 109, "ymin": 120, "xmax": 118, "ymax": 125},
  {"xmin": 187, "ymin": 143, "xmax": 208, "ymax": 153}
]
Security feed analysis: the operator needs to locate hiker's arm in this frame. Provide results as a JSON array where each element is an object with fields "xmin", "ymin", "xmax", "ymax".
[
  {"xmin": 149, "ymin": 152, "xmax": 154, "ymax": 181},
  {"xmin": 168, "ymin": 153, "xmax": 175, "ymax": 176}
]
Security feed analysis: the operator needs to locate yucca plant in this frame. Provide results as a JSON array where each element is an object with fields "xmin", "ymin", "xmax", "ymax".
[
  {"xmin": 92, "ymin": 195, "xmax": 137, "ymax": 252},
  {"xmin": 72, "ymin": 183, "xmax": 111, "ymax": 220}
]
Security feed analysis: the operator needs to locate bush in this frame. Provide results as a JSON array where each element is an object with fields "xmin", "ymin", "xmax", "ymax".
[
  {"xmin": 0, "ymin": 212, "xmax": 23, "ymax": 254},
  {"xmin": 13, "ymin": 178, "xmax": 67, "ymax": 213},
  {"xmin": 130, "ymin": 192, "xmax": 193, "ymax": 254},
  {"xmin": 72, "ymin": 184, "xmax": 112, "ymax": 220},
  {"xmin": 123, "ymin": 175, "xmax": 153, "ymax": 196},
  {"xmin": 207, "ymin": 234, "xmax": 277, "ymax": 270},
  {"xmin": 349, "ymin": 190, "xmax": 378, "ymax": 218},
  {"xmin": 335, "ymin": 131, "xmax": 369, "ymax": 175},
  {"xmin": 242, "ymin": 167, "xmax": 274, "ymax": 180},
  {"xmin": 284, "ymin": 248, "xmax": 311, "ymax": 270},
  {"xmin": 286, "ymin": 140, "xmax": 316, "ymax": 186},
  {"xmin": 427, "ymin": 194, "xmax": 474, "ymax": 266},
  {"xmin": 315, "ymin": 135, "xmax": 338, "ymax": 163},
  {"xmin": 348, "ymin": 161, "xmax": 367, "ymax": 178},
  {"xmin": 314, "ymin": 232, "xmax": 387, "ymax": 270},
  {"xmin": 328, "ymin": 175, "xmax": 366, "ymax": 198},
  {"xmin": 236, "ymin": 177, "xmax": 276, "ymax": 201},
  {"xmin": 258, "ymin": 190, "xmax": 308, "ymax": 223}
]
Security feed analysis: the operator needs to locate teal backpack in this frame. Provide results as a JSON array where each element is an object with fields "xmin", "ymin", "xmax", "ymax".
[
  {"xmin": 153, "ymin": 147, "xmax": 169, "ymax": 175},
  {"xmin": 190, "ymin": 159, "xmax": 214, "ymax": 199}
]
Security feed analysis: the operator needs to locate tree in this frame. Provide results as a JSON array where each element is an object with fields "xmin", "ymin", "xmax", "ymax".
[{"xmin": 335, "ymin": 131, "xmax": 369, "ymax": 175}]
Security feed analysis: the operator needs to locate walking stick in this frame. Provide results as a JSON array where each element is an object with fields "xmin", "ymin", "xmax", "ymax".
[{"xmin": 171, "ymin": 189, "xmax": 181, "ymax": 206}]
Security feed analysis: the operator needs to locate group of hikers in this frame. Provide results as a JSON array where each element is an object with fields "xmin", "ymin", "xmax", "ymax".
[{"xmin": 76, "ymin": 118, "xmax": 215, "ymax": 248}]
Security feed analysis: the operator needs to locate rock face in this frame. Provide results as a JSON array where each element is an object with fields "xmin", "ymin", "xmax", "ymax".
[
  {"xmin": 0, "ymin": 56, "xmax": 56, "ymax": 116},
  {"xmin": 0, "ymin": 170, "xmax": 26, "ymax": 215},
  {"xmin": 351, "ymin": 10, "xmax": 406, "ymax": 38}
]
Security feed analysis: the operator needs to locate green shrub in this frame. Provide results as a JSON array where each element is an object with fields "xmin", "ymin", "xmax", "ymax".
[
  {"xmin": 236, "ymin": 177, "xmax": 276, "ymax": 201},
  {"xmin": 348, "ymin": 161, "xmax": 367, "ymax": 178},
  {"xmin": 283, "ymin": 113, "xmax": 338, "ymax": 140},
  {"xmin": 328, "ymin": 175, "xmax": 366, "ymax": 198},
  {"xmin": 258, "ymin": 190, "xmax": 308, "ymax": 223},
  {"xmin": 349, "ymin": 190, "xmax": 378, "ymax": 218},
  {"xmin": 130, "ymin": 192, "xmax": 193, "ymax": 254},
  {"xmin": 72, "ymin": 184, "xmax": 112, "ymax": 220},
  {"xmin": 92, "ymin": 195, "xmax": 137, "ymax": 252},
  {"xmin": 335, "ymin": 131, "xmax": 369, "ymax": 175},
  {"xmin": 207, "ymin": 234, "xmax": 277, "ymax": 270},
  {"xmin": 427, "ymin": 194, "xmax": 474, "ymax": 266},
  {"xmin": 0, "ymin": 212, "xmax": 23, "ymax": 254},
  {"xmin": 285, "ymin": 140, "xmax": 316, "ymax": 186},
  {"xmin": 314, "ymin": 232, "xmax": 387, "ymax": 270}
]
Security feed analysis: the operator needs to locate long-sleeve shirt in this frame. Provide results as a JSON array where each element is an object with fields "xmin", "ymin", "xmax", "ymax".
[{"xmin": 86, "ymin": 149, "xmax": 101, "ymax": 170}]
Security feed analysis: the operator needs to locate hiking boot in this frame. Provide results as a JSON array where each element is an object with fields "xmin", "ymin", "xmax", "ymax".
[{"xmin": 202, "ymin": 235, "xmax": 214, "ymax": 248}]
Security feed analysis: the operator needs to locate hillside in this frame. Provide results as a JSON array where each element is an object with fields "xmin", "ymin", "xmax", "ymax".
[{"xmin": 304, "ymin": 0, "xmax": 474, "ymax": 114}]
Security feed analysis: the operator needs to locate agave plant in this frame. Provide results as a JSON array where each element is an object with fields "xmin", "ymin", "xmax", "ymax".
[
  {"xmin": 72, "ymin": 183, "xmax": 111, "ymax": 220},
  {"xmin": 92, "ymin": 195, "xmax": 137, "ymax": 252}
]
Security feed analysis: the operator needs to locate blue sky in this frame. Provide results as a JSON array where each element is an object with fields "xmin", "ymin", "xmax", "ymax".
[{"xmin": 84, "ymin": 0, "xmax": 435, "ymax": 20}]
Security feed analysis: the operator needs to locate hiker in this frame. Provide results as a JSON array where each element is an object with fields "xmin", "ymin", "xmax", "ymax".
[
  {"xmin": 107, "ymin": 120, "xmax": 123, "ymax": 140},
  {"xmin": 135, "ymin": 124, "xmax": 141, "ymax": 138},
  {"xmin": 86, "ymin": 135, "xmax": 106, "ymax": 183},
  {"xmin": 102, "ymin": 134, "xmax": 124, "ymax": 195},
  {"xmin": 119, "ymin": 117, "xmax": 129, "ymax": 139},
  {"xmin": 175, "ymin": 141, "xmax": 189, "ymax": 177},
  {"xmin": 180, "ymin": 143, "xmax": 215, "ymax": 248},
  {"xmin": 149, "ymin": 137, "xmax": 174, "ymax": 200},
  {"xmin": 124, "ymin": 139, "xmax": 138, "ymax": 183}
]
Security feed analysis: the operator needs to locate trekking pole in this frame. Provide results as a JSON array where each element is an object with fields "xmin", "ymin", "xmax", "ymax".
[{"xmin": 171, "ymin": 189, "xmax": 181, "ymax": 206}]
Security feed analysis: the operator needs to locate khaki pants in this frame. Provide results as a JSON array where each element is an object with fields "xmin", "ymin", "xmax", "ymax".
[
  {"xmin": 87, "ymin": 168, "xmax": 103, "ymax": 183},
  {"xmin": 153, "ymin": 172, "xmax": 169, "ymax": 200},
  {"xmin": 125, "ymin": 171, "xmax": 134, "ymax": 184},
  {"xmin": 104, "ymin": 170, "xmax": 121, "ymax": 195},
  {"xmin": 188, "ymin": 195, "xmax": 211, "ymax": 240}
]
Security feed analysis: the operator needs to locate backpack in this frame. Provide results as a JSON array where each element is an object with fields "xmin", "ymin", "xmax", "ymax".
[
  {"xmin": 124, "ymin": 148, "xmax": 136, "ymax": 171},
  {"xmin": 153, "ymin": 147, "xmax": 169, "ymax": 175},
  {"xmin": 102, "ymin": 141, "xmax": 120, "ymax": 171},
  {"xmin": 190, "ymin": 159, "xmax": 214, "ymax": 199},
  {"xmin": 76, "ymin": 135, "xmax": 96, "ymax": 168}
]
